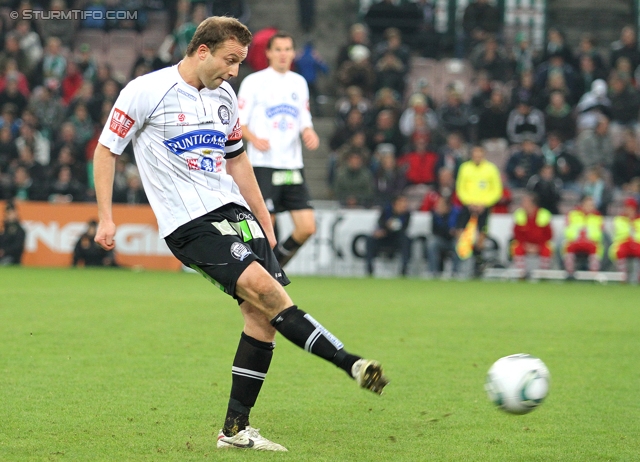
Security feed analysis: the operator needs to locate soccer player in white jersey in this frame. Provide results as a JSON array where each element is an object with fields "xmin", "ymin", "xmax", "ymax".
[
  {"xmin": 238, "ymin": 32, "xmax": 319, "ymax": 267},
  {"xmin": 93, "ymin": 17, "xmax": 388, "ymax": 452}
]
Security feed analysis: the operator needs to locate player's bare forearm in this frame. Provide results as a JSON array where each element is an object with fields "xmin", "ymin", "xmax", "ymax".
[
  {"xmin": 241, "ymin": 124, "xmax": 270, "ymax": 151},
  {"xmin": 93, "ymin": 143, "xmax": 117, "ymax": 250},
  {"xmin": 226, "ymin": 152, "xmax": 277, "ymax": 246}
]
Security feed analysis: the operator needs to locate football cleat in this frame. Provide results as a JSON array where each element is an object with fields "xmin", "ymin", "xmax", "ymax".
[
  {"xmin": 217, "ymin": 426, "xmax": 288, "ymax": 452},
  {"xmin": 352, "ymin": 359, "xmax": 389, "ymax": 395}
]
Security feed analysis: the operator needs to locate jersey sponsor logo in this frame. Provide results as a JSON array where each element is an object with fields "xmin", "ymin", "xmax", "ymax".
[
  {"xmin": 229, "ymin": 119, "xmax": 242, "ymax": 141},
  {"xmin": 109, "ymin": 108, "xmax": 135, "ymax": 138},
  {"xmin": 186, "ymin": 154, "xmax": 224, "ymax": 172},
  {"xmin": 230, "ymin": 242, "xmax": 252, "ymax": 261},
  {"xmin": 177, "ymin": 87, "xmax": 197, "ymax": 101},
  {"xmin": 163, "ymin": 129, "xmax": 227, "ymax": 155},
  {"xmin": 218, "ymin": 105, "xmax": 230, "ymax": 124},
  {"xmin": 265, "ymin": 104, "xmax": 299, "ymax": 118}
]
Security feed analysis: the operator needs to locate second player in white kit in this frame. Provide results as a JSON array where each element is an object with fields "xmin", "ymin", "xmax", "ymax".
[{"xmin": 238, "ymin": 32, "xmax": 319, "ymax": 267}]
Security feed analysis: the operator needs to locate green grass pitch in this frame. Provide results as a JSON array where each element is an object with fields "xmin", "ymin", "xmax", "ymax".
[{"xmin": 1, "ymin": 267, "xmax": 638, "ymax": 461}]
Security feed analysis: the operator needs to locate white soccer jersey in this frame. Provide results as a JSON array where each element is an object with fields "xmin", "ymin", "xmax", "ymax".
[
  {"xmin": 237, "ymin": 67, "xmax": 313, "ymax": 169},
  {"xmin": 99, "ymin": 64, "xmax": 250, "ymax": 238}
]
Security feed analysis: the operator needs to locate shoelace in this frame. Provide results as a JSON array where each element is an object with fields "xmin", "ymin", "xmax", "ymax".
[{"xmin": 244, "ymin": 427, "xmax": 261, "ymax": 439}]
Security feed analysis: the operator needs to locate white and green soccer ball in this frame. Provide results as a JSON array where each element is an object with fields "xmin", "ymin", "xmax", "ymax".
[{"xmin": 485, "ymin": 354, "xmax": 550, "ymax": 415}]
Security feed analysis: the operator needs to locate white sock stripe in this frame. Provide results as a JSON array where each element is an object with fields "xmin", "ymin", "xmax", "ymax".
[
  {"xmin": 232, "ymin": 366, "xmax": 266, "ymax": 380},
  {"xmin": 304, "ymin": 328, "xmax": 321, "ymax": 352}
]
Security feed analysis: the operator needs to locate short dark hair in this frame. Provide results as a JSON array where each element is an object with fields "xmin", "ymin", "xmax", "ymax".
[
  {"xmin": 185, "ymin": 16, "xmax": 252, "ymax": 56},
  {"xmin": 267, "ymin": 31, "xmax": 295, "ymax": 50}
]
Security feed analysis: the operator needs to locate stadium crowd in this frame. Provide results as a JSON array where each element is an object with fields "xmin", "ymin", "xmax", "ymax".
[{"xmin": 1, "ymin": 0, "xmax": 640, "ymax": 277}]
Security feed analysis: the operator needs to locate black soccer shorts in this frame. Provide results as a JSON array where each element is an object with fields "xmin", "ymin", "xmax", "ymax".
[
  {"xmin": 165, "ymin": 203, "xmax": 290, "ymax": 302},
  {"xmin": 253, "ymin": 167, "xmax": 313, "ymax": 214}
]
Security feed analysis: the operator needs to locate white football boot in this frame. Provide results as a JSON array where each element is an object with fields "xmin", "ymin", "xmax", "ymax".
[
  {"xmin": 352, "ymin": 359, "xmax": 389, "ymax": 395},
  {"xmin": 217, "ymin": 426, "xmax": 288, "ymax": 451}
]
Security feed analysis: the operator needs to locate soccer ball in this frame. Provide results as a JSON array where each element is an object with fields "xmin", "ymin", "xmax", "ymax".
[{"xmin": 485, "ymin": 354, "xmax": 550, "ymax": 415}]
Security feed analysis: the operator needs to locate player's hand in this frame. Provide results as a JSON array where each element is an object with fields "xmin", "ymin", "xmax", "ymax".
[
  {"xmin": 95, "ymin": 220, "xmax": 116, "ymax": 251},
  {"xmin": 302, "ymin": 128, "xmax": 319, "ymax": 150},
  {"xmin": 252, "ymin": 138, "xmax": 271, "ymax": 152}
]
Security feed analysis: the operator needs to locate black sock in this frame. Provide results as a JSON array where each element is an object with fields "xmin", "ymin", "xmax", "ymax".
[
  {"xmin": 271, "ymin": 306, "xmax": 360, "ymax": 376},
  {"xmin": 274, "ymin": 236, "xmax": 303, "ymax": 267},
  {"xmin": 223, "ymin": 333, "xmax": 274, "ymax": 436}
]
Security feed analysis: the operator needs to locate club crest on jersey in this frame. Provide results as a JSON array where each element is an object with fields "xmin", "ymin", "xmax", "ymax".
[
  {"xmin": 230, "ymin": 242, "xmax": 252, "ymax": 261},
  {"xmin": 163, "ymin": 129, "xmax": 226, "ymax": 155},
  {"xmin": 218, "ymin": 105, "xmax": 230, "ymax": 124}
]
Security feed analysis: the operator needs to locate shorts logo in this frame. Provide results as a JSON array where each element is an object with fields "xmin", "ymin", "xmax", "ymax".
[
  {"xmin": 236, "ymin": 212, "xmax": 254, "ymax": 221},
  {"xmin": 109, "ymin": 108, "xmax": 134, "ymax": 138},
  {"xmin": 218, "ymin": 105, "xmax": 230, "ymax": 125},
  {"xmin": 177, "ymin": 88, "xmax": 197, "ymax": 101},
  {"xmin": 230, "ymin": 242, "xmax": 252, "ymax": 261},
  {"xmin": 229, "ymin": 119, "xmax": 242, "ymax": 141}
]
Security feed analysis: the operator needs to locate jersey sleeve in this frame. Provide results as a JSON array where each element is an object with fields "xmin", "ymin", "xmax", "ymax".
[
  {"xmin": 224, "ymin": 83, "xmax": 245, "ymax": 159},
  {"xmin": 98, "ymin": 79, "xmax": 150, "ymax": 155}
]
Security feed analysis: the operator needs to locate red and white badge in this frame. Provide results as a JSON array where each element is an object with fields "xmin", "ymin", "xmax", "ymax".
[
  {"xmin": 229, "ymin": 119, "xmax": 242, "ymax": 141},
  {"xmin": 109, "ymin": 108, "xmax": 135, "ymax": 138}
]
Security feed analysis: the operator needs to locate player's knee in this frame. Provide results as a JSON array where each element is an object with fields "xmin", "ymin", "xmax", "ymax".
[{"xmin": 296, "ymin": 220, "xmax": 316, "ymax": 241}]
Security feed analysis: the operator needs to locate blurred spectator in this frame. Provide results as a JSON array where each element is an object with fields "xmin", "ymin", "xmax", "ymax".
[
  {"xmin": 94, "ymin": 79, "xmax": 122, "ymax": 116},
  {"xmin": 0, "ymin": 127, "xmax": 19, "ymax": 173},
  {"xmin": 607, "ymin": 72, "xmax": 640, "ymax": 135},
  {"xmin": 15, "ymin": 125, "xmax": 50, "ymax": 168},
  {"xmin": 536, "ymin": 70, "xmax": 573, "ymax": 109},
  {"xmin": 39, "ymin": 0, "xmax": 77, "ymax": 47},
  {"xmin": 69, "ymin": 81, "xmax": 100, "ymax": 123},
  {"xmin": 36, "ymin": 37, "xmax": 68, "ymax": 89},
  {"xmin": 15, "ymin": 19, "xmax": 43, "ymax": 77},
  {"xmin": 438, "ymin": 82, "xmax": 473, "ymax": 140},
  {"xmin": 7, "ymin": 165, "xmax": 47, "ymax": 201},
  {"xmin": 506, "ymin": 138, "xmax": 544, "ymax": 188},
  {"xmin": 365, "ymin": 194, "xmax": 412, "ymax": 277},
  {"xmin": 612, "ymin": 130, "xmax": 640, "ymax": 189},
  {"xmin": 541, "ymin": 28, "xmax": 575, "ymax": 67},
  {"xmin": 477, "ymin": 88, "xmax": 509, "ymax": 143},
  {"xmin": 511, "ymin": 31, "xmax": 534, "ymax": 75},
  {"xmin": 398, "ymin": 132, "xmax": 438, "ymax": 185},
  {"xmin": 543, "ymin": 132, "xmax": 583, "ymax": 190},
  {"xmin": 373, "ymin": 28, "xmax": 410, "ymax": 95},
  {"xmin": 76, "ymin": 44, "xmax": 98, "ymax": 82},
  {"xmin": 455, "ymin": 145, "xmax": 502, "ymax": 272},
  {"xmin": 526, "ymin": 164, "xmax": 562, "ymax": 215},
  {"xmin": 575, "ymin": 33, "xmax": 607, "ymax": 74},
  {"xmin": 335, "ymin": 86, "xmax": 372, "ymax": 129},
  {"xmin": 563, "ymin": 195, "xmax": 604, "ymax": 277},
  {"xmin": 49, "ymin": 145, "xmax": 87, "ymax": 187},
  {"xmin": 72, "ymin": 220, "xmax": 117, "ymax": 267},
  {"xmin": 366, "ymin": 109, "xmax": 404, "ymax": 154},
  {"xmin": 0, "ymin": 104, "xmax": 23, "ymax": 138},
  {"xmin": 609, "ymin": 197, "xmax": 640, "ymax": 283},
  {"xmin": 373, "ymin": 147, "xmax": 406, "ymax": 205},
  {"xmin": 534, "ymin": 52, "xmax": 576, "ymax": 101},
  {"xmin": 576, "ymin": 115, "xmax": 614, "ymax": 170},
  {"xmin": 506, "ymin": 96, "xmax": 545, "ymax": 145},
  {"xmin": 0, "ymin": 33, "xmax": 29, "ymax": 78},
  {"xmin": 511, "ymin": 192, "xmax": 553, "ymax": 273},
  {"xmin": 371, "ymin": 87, "xmax": 402, "ymax": 123},
  {"xmin": 52, "ymin": 122, "xmax": 81, "ymax": 161},
  {"xmin": 470, "ymin": 71, "xmax": 493, "ymax": 114},
  {"xmin": 575, "ymin": 55, "xmax": 607, "ymax": 100},
  {"xmin": 47, "ymin": 165, "xmax": 86, "ymax": 203},
  {"xmin": 544, "ymin": 91, "xmax": 575, "ymax": 141},
  {"xmin": 581, "ymin": 167, "xmax": 613, "ymax": 215},
  {"xmin": 610, "ymin": 26, "xmax": 640, "ymax": 71},
  {"xmin": 330, "ymin": 109, "xmax": 366, "ymax": 153},
  {"xmin": 412, "ymin": 77, "xmax": 437, "ymax": 110},
  {"xmin": 575, "ymin": 79, "xmax": 610, "ymax": 131},
  {"xmin": 435, "ymin": 132, "xmax": 467, "ymax": 179},
  {"xmin": 0, "ymin": 202, "xmax": 26, "ymax": 265},
  {"xmin": 411, "ymin": 0, "xmax": 440, "ymax": 58},
  {"xmin": 510, "ymin": 70, "xmax": 537, "ymax": 109},
  {"xmin": 113, "ymin": 173, "xmax": 148, "ymax": 205},
  {"xmin": 470, "ymin": 35, "xmax": 510, "ymax": 82},
  {"xmin": 335, "ymin": 130, "xmax": 370, "ymax": 170},
  {"xmin": 294, "ymin": 41, "xmax": 329, "ymax": 115},
  {"xmin": 460, "ymin": 0, "xmax": 501, "ymax": 56},
  {"xmin": 334, "ymin": 151, "xmax": 374, "ymax": 207},
  {"xmin": 245, "ymin": 26, "xmax": 278, "ymax": 72},
  {"xmin": 169, "ymin": 3, "xmax": 208, "ymax": 60},
  {"xmin": 399, "ymin": 93, "xmax": 438, "ymax": 137},
  {"xmin": 67, "ymin": 103, "xmax": 95, "ymax": 150},
  {"xmin": 336, "ymin": 45, "xmax": 376, "ymax": 97},
  {"xmin": 336, "ymin": 23, "xmax": 370, "ymax": 70},
  {"xmin": 419, "ymin": 167, "xmax": 460, "ymax": 212},
  {"xmin": 427, "ymin": 196, "xmax": 460, "ymax": 277},
  {"xmin": 0, "ymin": 76, "xmax": 29, "ymax": 116},
  {"xmin": 28, "ymin": 85, "xmax": 66, "ymax": 140},
  {"xmin": 61, "ymin": 61, "xmax": 84, "ymax": 105},
  {"xmin": 1, "ymin": 59, "xmax": 31, "ymax": 99}
]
